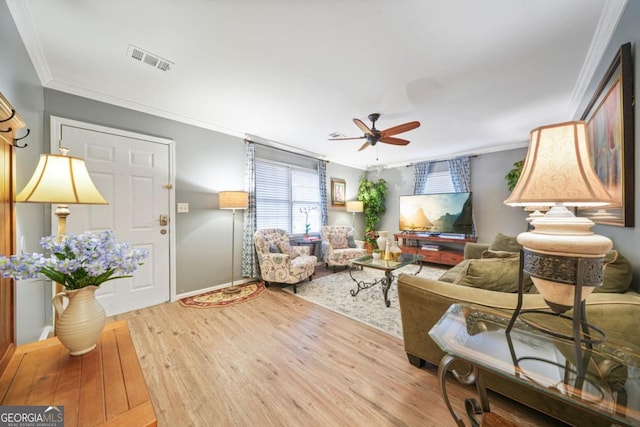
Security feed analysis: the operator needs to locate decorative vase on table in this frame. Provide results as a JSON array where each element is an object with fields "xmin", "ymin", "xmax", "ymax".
[
  {"xmin": 376, "ymin": 231, "xmax": 389, "ymax": 254},
  {"xmin": 390, "ymin": 240, "xmax": 403, "ymax": 261},
  {"xmin": 53, "ymin": 286, "xmax": 107, "ymax": 356}
]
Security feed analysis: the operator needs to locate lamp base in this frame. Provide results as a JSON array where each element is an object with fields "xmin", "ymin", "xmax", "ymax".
[{"xmin": 223, "ymin": 285, "xmax": 242, "ymax": 295}]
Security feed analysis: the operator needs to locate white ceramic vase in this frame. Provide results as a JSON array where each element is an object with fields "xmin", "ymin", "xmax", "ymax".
[
  {"xmin": 53, "ymin": 285, "xmax": 106, "ymax": 356},
  {"xmin": 376, "ymin": 231, "xmax": 389, "ymax": 252}
]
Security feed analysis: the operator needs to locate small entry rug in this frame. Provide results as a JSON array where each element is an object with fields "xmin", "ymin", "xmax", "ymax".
[{"xmin": 179, "ymin": 281, "xmax": 265, "ymax": 308}]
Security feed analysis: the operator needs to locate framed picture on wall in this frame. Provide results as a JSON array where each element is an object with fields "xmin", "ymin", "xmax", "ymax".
[
  {"xmin": 331, "ymin": 178, "xmax": 346, "ymax": 206},
  {"xmin": 577, "ymin": 42, "xmax": 635, "ymax": 227}
]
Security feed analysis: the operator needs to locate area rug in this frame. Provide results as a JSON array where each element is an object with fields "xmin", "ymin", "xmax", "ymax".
[
  {"xmin": 179, "ymin": 281, "xmax": 265, "ymax": 308},
  {"xmin": 283, "ymin": 264, "xmax": 446, "ymax": 338}
]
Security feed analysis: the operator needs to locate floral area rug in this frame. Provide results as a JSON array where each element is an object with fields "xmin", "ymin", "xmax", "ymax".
[
  {"xmin": 283, "ymin": 264, "xmax": 446, "ymax": 338},
  {"xmin": 179, "ymin": 281, "xmax": 265, "ymax": 308}
]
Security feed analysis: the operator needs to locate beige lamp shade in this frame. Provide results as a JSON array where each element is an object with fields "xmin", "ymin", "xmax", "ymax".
[
  {"xmin": 346, "ymin": 201, "xmax": 363, "ymax": 213},
  {"xmin": 219, "ymin": 191, "xmax": 248, "ymax": 210},
  {"xmin": 504, "ymin": 121, "xmax": 612, "ymax": 208},
  {"xmin": 16, "ymin": 153, "xmax": 107, "ymax": 204}
]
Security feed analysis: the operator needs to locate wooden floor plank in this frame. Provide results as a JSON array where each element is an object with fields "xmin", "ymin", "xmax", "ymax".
[{"xmin": 115, "ymin": 287, "xmax": 566, "ymax": 427}]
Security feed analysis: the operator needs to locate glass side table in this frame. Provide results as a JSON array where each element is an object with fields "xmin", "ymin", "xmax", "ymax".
[
  {"xmin": 349, "ymin": 253, "xmax": 424, "ymax": 307},
  {"xmin": 429, "ymin": 303, "xmax": 640, "ymax": 426}
]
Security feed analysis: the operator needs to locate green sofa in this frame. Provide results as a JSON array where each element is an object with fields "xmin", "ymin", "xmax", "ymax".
[{"xmin": 397, "ymin": 234, "xmax": 640, "ymax": 426}]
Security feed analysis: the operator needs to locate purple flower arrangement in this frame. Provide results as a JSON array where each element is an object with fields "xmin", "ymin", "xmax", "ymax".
[{"xmin": 0, "ymin": 230, "xmax": 148, "ymax": 290}]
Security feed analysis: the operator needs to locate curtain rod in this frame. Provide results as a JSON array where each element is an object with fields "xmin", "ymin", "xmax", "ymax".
[
  {"xmin": 406, "ymin": 155, "xmax": 477, "ymax": 167},
  {"xmin": 244, "ymin": 134, "xmax": 327, "ymax": 162}
]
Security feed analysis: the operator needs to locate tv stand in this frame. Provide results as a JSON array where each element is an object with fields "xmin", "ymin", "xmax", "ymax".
[{"xmin": 394, "ymin": 233, "xmax": 477, "ymax": 266}]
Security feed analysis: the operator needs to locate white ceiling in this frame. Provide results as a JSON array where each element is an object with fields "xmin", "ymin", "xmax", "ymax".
[{"xmin": 7, "ymin": 0, "xmax": 628, "ymax": 170}]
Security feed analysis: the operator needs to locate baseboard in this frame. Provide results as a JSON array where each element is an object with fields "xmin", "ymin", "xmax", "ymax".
[{"xmin": 39, "ymin": 325, "xmax": 53, "ymax": 341}]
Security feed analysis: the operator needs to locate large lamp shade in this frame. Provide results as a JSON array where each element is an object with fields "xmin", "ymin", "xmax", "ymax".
[
  {"xmin": 219, "ymin": 191, "xmax": 248, "ymax": 210},
  {"xmin": 346, "ymin": 201, "xmax": 363, "ymax": 213},
  {"xmin": 16, "ymin": 154, "xmax": 107, "ymax": 204}
]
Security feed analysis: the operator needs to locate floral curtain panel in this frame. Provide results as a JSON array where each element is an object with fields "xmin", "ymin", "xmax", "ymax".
[
  {"xmin": 447, "ymin": 156, "xmax": 476, "ymax": 234},
  {"xmin": 242, "ymin": 141, "xmax": 259, "ymax": 278},
  {"xmin": 412, "ymin": 161, "xmax": 431, "ymax": 194}
]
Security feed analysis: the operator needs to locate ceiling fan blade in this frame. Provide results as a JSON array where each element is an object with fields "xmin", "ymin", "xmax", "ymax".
[
  {"xmin": 328, "ymin": 136, "xmax": 366, "ymax": 141},
  {"xmin": 380, "ymin": 121, "xmax": 420, "ymax": 137},
  {"xmin": 357, "ymin": 141, "xmax": 371, "ymax": 151},
  {"xmin": 353, "ymin": 118, "xmax": 374, "ymax": 136},
  {"xmin": 380, "ymin": 136, "xmax": 410, "ymax": 146}
]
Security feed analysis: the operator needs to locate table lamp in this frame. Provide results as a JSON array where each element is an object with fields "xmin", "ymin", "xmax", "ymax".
[
  {"xmin": 16, "ymin": 147, "xmax": 107, "ymax": 238},
  {"xmin": 219, "ymin": 191, "xmax": 249, "ymax": 294},
  {"xmin": 504, "ymin": 121, "xmax": 612, "ymax": 340}
]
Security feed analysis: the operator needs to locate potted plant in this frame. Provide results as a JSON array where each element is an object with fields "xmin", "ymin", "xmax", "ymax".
[
  {"xmin": 357, "ymin": 175, "xmax": 388, "ymax": 249},
  {"xmin": 505, "ymin": 159, "xmax": 524, "ymax": 192},
  {"xmin": 372, "ymin": 248, "xmax": 382, "ymax": 259},
  {"xmin": 0, "ymin": 230, "xmax": 148, "ymax": 355}
]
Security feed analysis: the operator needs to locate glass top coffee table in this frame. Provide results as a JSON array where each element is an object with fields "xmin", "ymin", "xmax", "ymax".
[
  {"xmin": 349, "ymin": 253, "xmax": 424, "ymax": 307},
  {"xmin": 429, "ymin": 303, "xmax": 640, "ymax": 426}
]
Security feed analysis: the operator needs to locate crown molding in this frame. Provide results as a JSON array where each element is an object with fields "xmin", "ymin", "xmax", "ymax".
[
  {"xmin": 6, "ymin": 0, "xmax": 52, "ymax": 85},
  {"xmin": 565, "ymin": 0, "xmax": 628, "ymax": 119}
]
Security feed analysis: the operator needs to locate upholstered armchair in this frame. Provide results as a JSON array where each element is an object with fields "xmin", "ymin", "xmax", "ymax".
[
  {"xmin": 253, "ymin": 228, "xmax": 317, "ymax": 293},
  {"xmin": 321, "ymin": 225, "xmax": 367, "ymax": 272}
]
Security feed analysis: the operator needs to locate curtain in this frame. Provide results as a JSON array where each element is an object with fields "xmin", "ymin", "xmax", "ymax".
[
  {"xmin": 317, "ymin": 160, "xmax": 328, "ymax": 260},
  {"xmin": 241, "ymin": 141, "xmax": 259, "ymax": 278},
  {"xmin": 447, "ymin": 156, "xmax": 476, "ymax": 234},
  {"xmin": 412, "ymin": 161, "xmax": 431, "ymax": 194},
  {"xmin": 447, "ymin": 157, "xmax": 471, "ymax": 192}
]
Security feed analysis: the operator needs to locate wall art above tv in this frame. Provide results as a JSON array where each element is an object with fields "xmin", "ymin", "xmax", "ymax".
[{"xmin": 398, "ymin": 192, "xmax": 474, "ymax": 236}]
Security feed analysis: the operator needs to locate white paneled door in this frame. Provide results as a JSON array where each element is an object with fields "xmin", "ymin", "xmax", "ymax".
[{"xmin": 50, "ymin": 117, "xmax": 174, "ymax": 315}]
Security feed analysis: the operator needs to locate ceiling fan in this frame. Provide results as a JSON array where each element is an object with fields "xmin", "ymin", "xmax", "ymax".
[{"xmin": 329, "ymin": 113, "xmax": 420, "ymax": 151}]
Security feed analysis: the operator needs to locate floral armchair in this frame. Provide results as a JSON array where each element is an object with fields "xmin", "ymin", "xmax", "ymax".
[
  {"xmin": 254, "ymin": 228, "xmax": 317, "ymax": 293},
  {"xmin": 321, "ymin": 225, "xmax": 367, "ymax": 272}
]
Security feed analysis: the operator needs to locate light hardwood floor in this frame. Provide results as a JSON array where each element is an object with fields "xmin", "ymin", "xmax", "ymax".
[{"xmin": 114, "ymin": 287, "xmax": 566, "ymax": 426}]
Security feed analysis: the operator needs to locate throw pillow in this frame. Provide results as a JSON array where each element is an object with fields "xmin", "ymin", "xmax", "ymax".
[
  {"xmin": 488, "ymin": 233, "xmax": 522, "ymax": 253},
  {"xmin": 481, "ymin": 250, "xmax": 518, "ymax": 259},
  {"xmin": 347, "ymin": 235, "xmax": 356, "ymax": 248},
  {"xmin": 454, "ymin": 258, "xmax": 533, "ymax": 293},
  {"xmin": 277, "ymin": 242, "xmax": 291, "ymax": 255},
  {"xmin": 438, "ymin": 259, "xmax": 470, "ymax": 283},
  {"xmin": 329, "ymin": 234, "xmax": 348, "ymax": 249},
  {"xmin": 594, "ymin": 250, "xmax": 632, "ymax": 293},
  {"xmin": 269, "ymin": 244, "xmax": 281, "ymax": 253}
]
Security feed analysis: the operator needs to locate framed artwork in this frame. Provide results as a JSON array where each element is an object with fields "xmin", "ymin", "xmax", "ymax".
[
  {"xmin": 578, "ymin": 42, "xmax": 634, "ymax": 227},
  {"xmin": 331, "ymin": 178, "xmax": 346, "ymax": 206}
]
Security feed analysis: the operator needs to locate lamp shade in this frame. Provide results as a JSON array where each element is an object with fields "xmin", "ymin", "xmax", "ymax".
[
  {"xmin": 346, "ymin": 201, "xmax": 363, "ymax": 213},
  {"xmin": 16, "ymin": 154, "xmax": 107, "ymax": 204},
  {"xmin": 504, "ymin": 121, "xmax": 612, "ymax": 208},
  {"xmin": 219, "ymin": 191, "xmax": 248, "ymax": 210}
]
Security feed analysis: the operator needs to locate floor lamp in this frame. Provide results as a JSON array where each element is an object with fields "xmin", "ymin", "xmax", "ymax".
[
  {"xmin": 346, "ymin": 200, "xmax": 363, "ymax": 229},
  {"xmin": 16, "ymin": 148, "xmax": 108, "ymax": 309},
  {"xmin": 219, "ymin": 191, "xmax": 248, "ymax": 295}
]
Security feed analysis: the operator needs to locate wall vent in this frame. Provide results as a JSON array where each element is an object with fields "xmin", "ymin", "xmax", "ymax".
[{"xmin": 127, "ymin": 45, "xmax": 174, "ymax": 72}]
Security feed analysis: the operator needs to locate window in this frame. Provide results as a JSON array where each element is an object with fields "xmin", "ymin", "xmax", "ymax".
[
  {"xmin": 255, "ymin": 159, "xmax": 320, "ymax": 235},
  {"xmin": 424, "ymin": 170, "xmax": 454, "ymax": 194}
]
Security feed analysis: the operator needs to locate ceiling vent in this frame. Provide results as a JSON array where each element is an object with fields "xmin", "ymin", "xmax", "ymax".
[
  {"xmin": 127, "ymin": 45, "xmax": 174, "ymax": 72},
  {"xmin": 329, "ymin": 132, "xmax": 346, "ymax": 138}
]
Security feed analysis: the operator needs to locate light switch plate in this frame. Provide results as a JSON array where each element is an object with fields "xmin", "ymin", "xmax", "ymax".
[{"xmin": 177, "ymin": 203, "xmax": 189, "ymax": 213}]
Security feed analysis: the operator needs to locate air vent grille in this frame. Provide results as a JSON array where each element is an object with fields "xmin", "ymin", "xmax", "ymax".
[{"xmin": 127, "ymin": 45, "xmax": 173, "ymax": 72}]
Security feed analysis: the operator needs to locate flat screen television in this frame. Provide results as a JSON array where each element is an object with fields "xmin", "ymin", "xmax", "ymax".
[{"xmin": 398, "ymin": 192, "xmax": 473, "ymax": 236}]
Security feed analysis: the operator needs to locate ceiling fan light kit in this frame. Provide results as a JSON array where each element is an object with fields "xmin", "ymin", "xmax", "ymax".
[{"xmin": 329, "ymin": 113, "xmax": 420, "ymax": 152}]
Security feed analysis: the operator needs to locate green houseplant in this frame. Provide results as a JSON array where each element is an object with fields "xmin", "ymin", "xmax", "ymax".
[
  {"xmin": 357, "ymin": 175, "xmax": 388, "ymax": 248},
  {"xmin": 505, "ymin": 159, "xmax": 524, "ymax": 192}
]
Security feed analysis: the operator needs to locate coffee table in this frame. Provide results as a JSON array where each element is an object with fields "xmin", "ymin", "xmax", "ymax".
[
  {"xmin": 429, "ymin": 303, "xmax": 640, "ymax": 426},
  {"xmin": 349, "ymin": 253, "xmax": 424, "ymax": 307}
]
